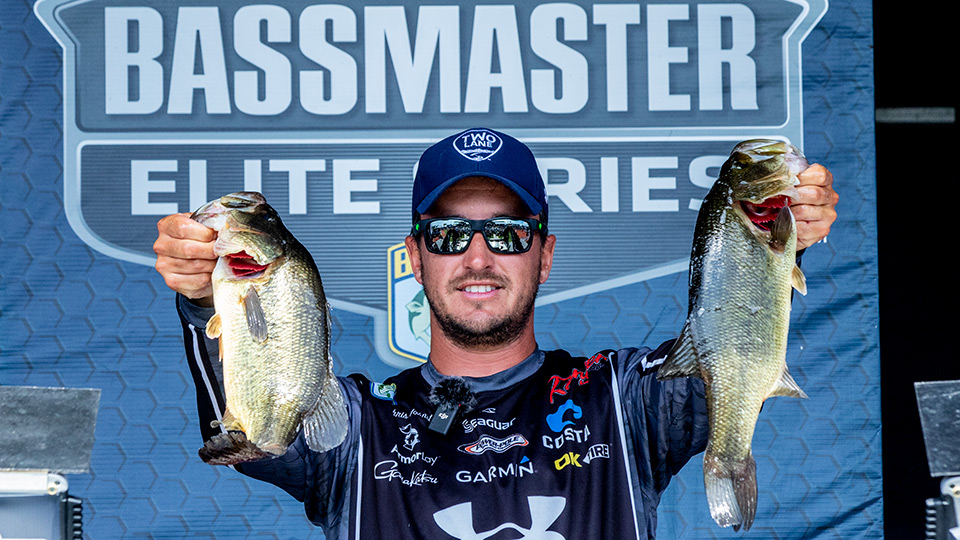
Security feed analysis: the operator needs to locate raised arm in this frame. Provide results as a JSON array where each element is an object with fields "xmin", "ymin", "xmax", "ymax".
[{"xmin": 155, "ymin": 212, "xmax": 360, "ymax": 536}]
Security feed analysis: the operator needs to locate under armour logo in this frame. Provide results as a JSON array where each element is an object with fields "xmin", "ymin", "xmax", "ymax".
[{"xmin": 433, "ymin": 496, "xmax": 567, "ymax": 540}]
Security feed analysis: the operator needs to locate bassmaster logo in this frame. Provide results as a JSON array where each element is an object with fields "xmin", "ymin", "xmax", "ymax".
[
  {"xmin": 35, "ymin": 0, "xmax": 826, "ymax": 372},
  {"xmin": 387, "ymin": 242, "xmax": 430, "ymax": 363}
]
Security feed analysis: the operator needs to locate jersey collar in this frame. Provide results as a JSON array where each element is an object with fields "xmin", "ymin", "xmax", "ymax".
[{"xmin": 420, "ymin": 348, "xmax": 546, "ymax": 393}]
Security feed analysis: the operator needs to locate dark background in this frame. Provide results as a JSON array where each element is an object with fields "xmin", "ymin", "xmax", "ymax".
[{"xmin": 874, "ymin": 3, "xmax": 958, "ymax": 539}]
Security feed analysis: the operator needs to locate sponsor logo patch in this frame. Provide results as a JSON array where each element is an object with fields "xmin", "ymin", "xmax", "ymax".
[
  {"xmin": 374, "ymin": 459, "xmax": 438, "ymax": 487},
  {"xmin": 456, "ymin": 457, "xmax": 536, "ymax": 483},
  {"xmin": 462, "ymin": 416, "xmax": 517, "ymax": 433},
  {"xmin": 542, "ymin": 425, "xmax": 591, "ymax": 450},
  {"xmin": 434, "ymin": 496, "xmax": 567, "ymax": 540},
  {"xmin": 454, "ymin": 128, "xmax": 503, "ymax": 161},
  {"xmin": 400, "ymin": 423, "xmax": 420, "ymax": 451},
  {"xmin": 390, "ymin": 444, "xmax": 439, "ymax": 466},
  {"xmin": 392, "ymin": 407, "xmax": 433, "ymax": 422},
  {"xmin": 582, "ymin": 443, "xmax": 610, "ymax": 464},
  {"xmin": 554, "ymin": 451, "xmax": 582, "ymax": 470},
  {"xmin": 546, "ymin": 399, "xmax": 582, "ymax": 433},
  {"xmin": 458, "ymin": 434, "xmax": 529, "ymax": 455},
  {"xmin": 371, "ymin": 382, "xmax": 397, "ymax": 402},
  {"xmin": 547, "ymin": 353, "xmax": 607, "ymax": 404}
]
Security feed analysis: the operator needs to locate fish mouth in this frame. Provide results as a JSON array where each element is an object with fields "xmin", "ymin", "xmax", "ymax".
[
  {"xmin": 225, "ymin": 251, "xmax": 270, "ymax": 278},
  {"xmin": 740, "ymin": 195, "xmax": 790, "ymax": 231}
]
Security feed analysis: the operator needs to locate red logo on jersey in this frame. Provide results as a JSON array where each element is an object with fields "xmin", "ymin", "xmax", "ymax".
[{"xmin": 547, "ymin": 353, "xmax": 607, "ymax": 404}]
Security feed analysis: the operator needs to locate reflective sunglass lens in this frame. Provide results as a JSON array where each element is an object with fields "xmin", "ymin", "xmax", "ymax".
[
  {"xmin": 427, "ymin": 219, "xmax": 471, "ymax": 253},
  {"xmin": 485, "ymin": 219, "xmax": 532, "ymax": 253},
  {"xmin": 418, "ymin": 217, "xmax": 540, "ymax": 254}
]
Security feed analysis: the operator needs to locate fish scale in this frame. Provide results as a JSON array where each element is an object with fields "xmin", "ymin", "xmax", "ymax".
[
  {"xmin": 214, "ymin": 256, "xmax": 326, "ymax": 451},
  {"xmin": 659, "ymin": 140, "xmax": 809, "ymax": 532}
]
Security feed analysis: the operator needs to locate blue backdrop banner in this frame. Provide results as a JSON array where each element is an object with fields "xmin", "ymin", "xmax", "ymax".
[{"xmin": 1, "ymin": 0, "xmax": 879, "ymax": 538}]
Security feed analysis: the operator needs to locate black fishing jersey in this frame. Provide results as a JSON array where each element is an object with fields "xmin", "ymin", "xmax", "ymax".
[
  {"xmin": 349, "ymin": 349, "xmax": 639, "ymax": 539},
  {"xmin": 179, "ymin": 296, "xmax": 709, "ymax": 539}
]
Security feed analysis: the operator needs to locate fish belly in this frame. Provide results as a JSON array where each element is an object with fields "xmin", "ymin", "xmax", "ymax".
[{"xmin": 215, "ymin": 266, "xmax": 327, "ymax": 455}]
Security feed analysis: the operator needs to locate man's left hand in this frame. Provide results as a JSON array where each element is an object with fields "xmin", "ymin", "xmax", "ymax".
[{"xmin": 792, "ymin": 164, "xmax": 838, "ymax": 251}]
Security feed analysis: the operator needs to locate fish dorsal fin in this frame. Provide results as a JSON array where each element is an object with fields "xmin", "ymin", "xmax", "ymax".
[
  {"xmin": 768, "ymin": 207, "xmax": 793, "ymax": 253},
  {"xmin": 656, "ymin": 322, "xmax": 701, "ymax": 381},
  {"xmin": 302, "ymin": 361, "xmax": 349, "ymax": 452},
  {"xmin": 767, "ymin": 368, "xmax": 808, "ymax": 400},
  {"xmin": 792, "ymin": 265, "xmax": 807, "ymax": 295},
  {"xmin": 205, "ymin": 312, "xmax": 222, "ymax": 339},
  {"xmin": 242, "ymin": 286, "xmax": 268, "ymax": 342}
]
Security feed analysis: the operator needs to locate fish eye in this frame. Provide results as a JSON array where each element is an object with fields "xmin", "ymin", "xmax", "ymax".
[
  {"xmin": 221, "ymin": 193, "xmax": 262, "ymax": 209},
  {"xmin": 221, "ymin": 197, "xmax": 253, "ymax": 209}
]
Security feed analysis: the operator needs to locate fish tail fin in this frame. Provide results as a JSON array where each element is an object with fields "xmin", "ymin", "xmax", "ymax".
[
  {"xmin": 198, "ymin": 431, "xmax": 271, "ymax": 466},
  {"xmin": 703, "ymin": 451, "xmax": 757, "ymax": 532},
  {"xmin": 302, "ymin": 362, "xmax": 349, "ymax": 452}
]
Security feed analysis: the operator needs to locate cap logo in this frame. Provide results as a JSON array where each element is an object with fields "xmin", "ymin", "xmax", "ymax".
[{"xmin": 454, "ymin": 129, "xmax": 502, "ymax": 161}]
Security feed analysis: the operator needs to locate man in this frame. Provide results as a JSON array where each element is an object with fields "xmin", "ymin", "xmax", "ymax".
[{"xmin": 154, "ymin": 128, "xmax": 838, "ymax": 539}]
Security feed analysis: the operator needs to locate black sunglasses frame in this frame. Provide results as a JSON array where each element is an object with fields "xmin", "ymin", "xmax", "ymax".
[{"xmin": 411, "ymin": 217, "xmax": 547, "ymax": 255}]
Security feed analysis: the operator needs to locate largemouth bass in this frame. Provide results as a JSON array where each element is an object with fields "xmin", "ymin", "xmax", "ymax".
[
  {"xmin": 658, "ymin": 140, "xmax": 809, "ymax": 531},
  {"xmin": 191, "ymin": 192, "xmax": 348, "ymax": 465}
]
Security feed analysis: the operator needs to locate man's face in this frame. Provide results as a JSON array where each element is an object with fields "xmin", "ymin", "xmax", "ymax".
[{"xmin": 405, "ymin": 177, "xmax": 555, "ymax": 350}]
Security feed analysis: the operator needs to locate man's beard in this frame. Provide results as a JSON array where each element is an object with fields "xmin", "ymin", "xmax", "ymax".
[{"xmin": 421, "ymin": 262, "xmax": 540, "ymax": 350}]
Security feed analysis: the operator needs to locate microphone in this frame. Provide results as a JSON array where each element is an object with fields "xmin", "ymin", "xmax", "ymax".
[{"xmin": 427, "ymin": 377, "xmax": 477, "ymax": 436}]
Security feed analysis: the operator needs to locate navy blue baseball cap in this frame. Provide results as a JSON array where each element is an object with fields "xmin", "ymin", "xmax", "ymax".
[{"xmin": 412, "ymin": 128, "xmax": 547, "ymax": 222}]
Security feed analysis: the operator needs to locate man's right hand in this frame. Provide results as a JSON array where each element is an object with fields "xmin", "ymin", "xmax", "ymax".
[{"xmin": 153, "ymin": 213, "xmax": 218, "ymax": 306}]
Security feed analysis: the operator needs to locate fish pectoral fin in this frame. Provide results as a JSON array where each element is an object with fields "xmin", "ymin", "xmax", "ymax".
[
  {"xmin": 302, "ymin": 362, "xmax": 349, "ymax": 453},
  {"xmin": 205, "ymin": 313, "xmax": 222, "ymax": 339},
  {"xmin": 767, "ymin": 369, "xmax": 809, "ymax": 399},
  {"xmin": 219, "ymin": 407, "xmax": 243, "ymax": 432},
  {"xmin": 791, "ymin": 265, "xmax": 807, "ymax": 295},
  {"xmin": 242, "ymin": 286, "xmax": 268, "ymax": 342},
  {"xmin": 656, "ymin": 323, "xmax": 701, "ymax": 381}
]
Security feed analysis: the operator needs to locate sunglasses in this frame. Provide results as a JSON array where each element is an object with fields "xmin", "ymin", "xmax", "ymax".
[{"xmin": 412, "ymin": 217, "xmax": 547, "ymax": 254}]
